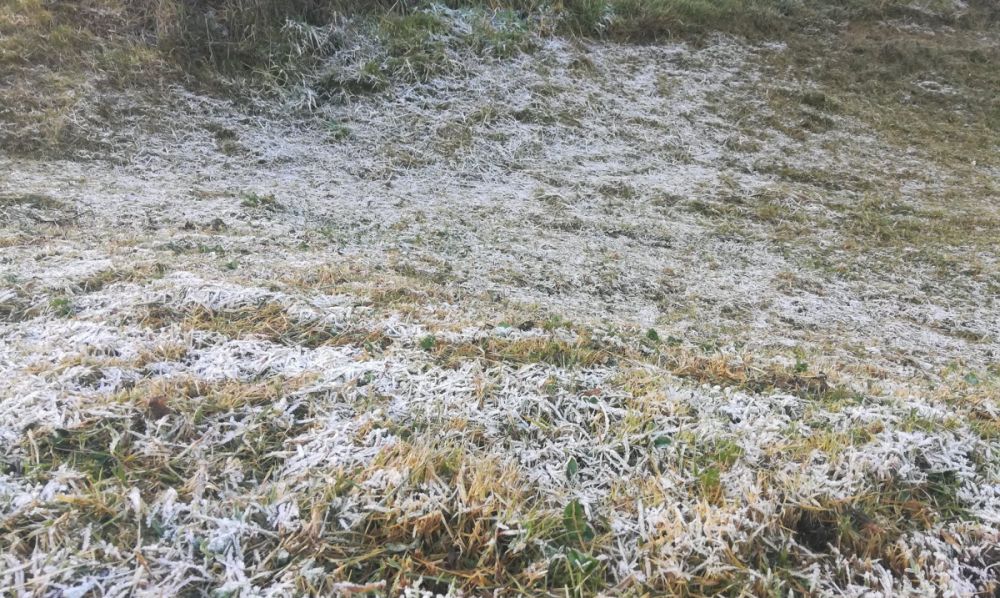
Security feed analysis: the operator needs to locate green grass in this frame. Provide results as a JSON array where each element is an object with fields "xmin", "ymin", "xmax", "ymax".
[{"xmin": 240, "ymin": 191, "xmax": 282, "ymax": 211}]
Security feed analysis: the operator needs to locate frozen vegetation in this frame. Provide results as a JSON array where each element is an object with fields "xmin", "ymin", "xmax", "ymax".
[{"xmin": 1, "ymin": 1, "xmax": 998, "ymax": 595}]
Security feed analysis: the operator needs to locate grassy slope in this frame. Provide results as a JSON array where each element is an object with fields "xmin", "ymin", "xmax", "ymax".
[
  {"xmin": 2, "ymin": 0, "xmax": 997, "ymax": 156},
  {"xmin": 1, "ymin": 1, "xmax": 999, "ymax": 596}
]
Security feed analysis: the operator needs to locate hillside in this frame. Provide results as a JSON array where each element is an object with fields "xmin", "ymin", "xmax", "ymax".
[{"xmin": 1, "ymin": 1, "xmax": 999, "ymax": 595}]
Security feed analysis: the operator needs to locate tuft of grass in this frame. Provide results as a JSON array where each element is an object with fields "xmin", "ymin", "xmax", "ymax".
[
  {"xmin": 469, "ymin": 8, "xmax": 537, "ymax": 57},
  {"xmin": 419, "ymin": 334, "xmax": 437, "ymax": 351},
  {"xmin": 378, "ymin": 11, "xmax": 451, "ymax": 82},
  {"xmin": 49, "ymin": 296, "xmax": 73, "ymax": 317},
  {"xmin": 324, "ymin": 119, "xmax": 352, "ymax": 141},
  {"xmin": 76, "ymin": 263, "xmax": 167, "ymax": 293},
  {"xmin": 240, "ymin": 191, "xmax": 283, "ymax": 211}
]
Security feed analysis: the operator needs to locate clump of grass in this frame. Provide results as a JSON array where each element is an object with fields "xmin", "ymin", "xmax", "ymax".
[
  {"xmin": 76, "ymin": 263, "xmax": 167, "ymax": 293},
  {"xmin": 317, "ymin": 6, "xmax": 538, "ymax": 99},
  {"xmin": 469, "ymin": 8, "xmax": 538, "ymax": 58},
  {"xmin": 420, "ymin": 324, "xmax": 847, "ymax": 401},
  {"xmin": 20, "ymin": 374, "xmax": 314, "ymax": 524},
  {"xmin": 324, "ymin": 119, "xmax": 352, "ymax": 141},
  {"xmin": 378, "ymin": 11, "xmax": 451, "ymax": 82},
  {"xmin": 49, "ymin": 296, "xmax": 73, "ymax": 317},
  {"xmin": 240, "ymin": 191, "xmax": 283, "ymax": 211},
  {"xmin": 315, "ymin": 59, "xmax": 389, "ymax": 96}
]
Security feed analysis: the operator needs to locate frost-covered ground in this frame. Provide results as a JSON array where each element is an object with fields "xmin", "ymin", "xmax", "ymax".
[{"xmin": 2, "ymin": 27, "xmax": 999, "ymax": 597}]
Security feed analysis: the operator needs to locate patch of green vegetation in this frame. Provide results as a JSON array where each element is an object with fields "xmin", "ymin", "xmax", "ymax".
[
  {"xmin": 680, "ymin": 437, "xmax": 743, "ymax": 503},
  {"xmin": 240, "ymin": 191, "xmax": 282, "ymax": 211},
  {"xmin": 28, "ymin": 421, "xmax": 130, "ymax": 481},
  {"xmin": 542, "ymin": 314, "xmax": 573, "ymax": 332},
  {"xmin": 20, "ymin": 376, "xmax": 313, "ymax": 541},
  {"xmin": 543, "ymin": 0, "xmax": 992, "ymax": 42},
  {"xmin": 836, "ymin": 195, "xmax": 1000, "ymax": 249},
  {"xmin": 316, "ymin": 60, "xmax": 389, "ymax": 96},
  {"xmin": 431, "ymin": 336, "xmax": 611, "ymax": 369},
  {"xmin": 77, "ymin": 263, "xmax": 167, "ymax": 293},
  {"xmin": 325, "ymin": 119, "xmax": 352, "ymax": 141},
  {"xmin": 470, "ymin": 9, "xmax": 537, "ymax": 58},
  {"xmin": 377, "ymin": 11, "xmax": 450, "ymax": 81},
  {"xmin": 49, "ymin": 296, "xmax": 73, "ymax": 317},
  {"xmin": 419, "ymin": 334, "xmax": 437, "ymax": 351}
]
